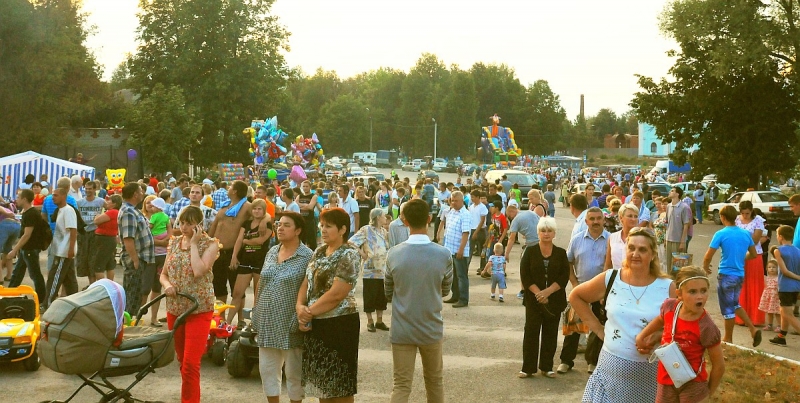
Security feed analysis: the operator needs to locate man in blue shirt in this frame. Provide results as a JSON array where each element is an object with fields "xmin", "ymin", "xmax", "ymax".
[
  {"xmin": 790, "ymin": 194, "xmax": 800, "ymax": 249},
  {"xmin": 703, "ymin": 205, "xmax": 760, "ymax": 346}
]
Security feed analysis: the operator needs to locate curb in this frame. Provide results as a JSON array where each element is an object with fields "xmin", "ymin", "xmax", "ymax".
[{"xmin": 722, "ymin": 341, "xmax": 800, "ymax": 367}]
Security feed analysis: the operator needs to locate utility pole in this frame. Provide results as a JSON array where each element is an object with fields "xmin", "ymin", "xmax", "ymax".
[
  {"xmin": 432, "ymin": 117, "xmax": 437, "ymax": 160},
  {"xmin": 366, "ymin": 108, "xmax": 373, "ymax": 152}
]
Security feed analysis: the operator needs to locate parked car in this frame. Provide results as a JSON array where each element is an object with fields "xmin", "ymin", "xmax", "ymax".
[
  {"xmin": 349, "ymin": 167, "xmax": 364, "ymax": 176},
  {"xmin": 402, "ymin": 162, "xmax": 420, "ymax": 171},
  {"xmin": 636, "ymin": 182, "xmax": 673, "ymax": 199},
  {"xmin": 484, "ymin": 169, "xmax": 536, "ymax": 209},
  {"xmin": 432, "ymin": 158, "xmax": 448, "ymax": 172},
  {"xmin": 707, "ymin": 191, "xmax": 793, "ymax": 229},
  {"xmin": 443, "ymin": 161, "xmax": 458, "ymax": 173},
  {"xmin": 461, "ymin": 163, "xmax": 477, "ymax": 176}
]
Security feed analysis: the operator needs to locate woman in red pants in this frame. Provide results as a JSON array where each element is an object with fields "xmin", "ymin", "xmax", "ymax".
[
  {"xmin": 734, "ymin": 201, "xmax": 766, "ymax": 326},
  {"xmin": 160, "ymin": 206, "xmax": 220, "ymax": 402}
]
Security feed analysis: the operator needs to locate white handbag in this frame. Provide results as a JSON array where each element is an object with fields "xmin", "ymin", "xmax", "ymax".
[{"xmin": 649, "ymin": 302, "xmax": 701, "ymax": 388}]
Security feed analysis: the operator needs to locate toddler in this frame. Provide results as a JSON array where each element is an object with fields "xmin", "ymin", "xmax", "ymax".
[
  {"xmin": 637, "ymin": 266, "xmax": 724, "ymax": 402},
  {"xmin": 481, "ymin": 243, "xmax": 507, "ymax": 302},
  {"xmin": 759, "ymin": 259, "xmax": 781, "ymax": 332}
]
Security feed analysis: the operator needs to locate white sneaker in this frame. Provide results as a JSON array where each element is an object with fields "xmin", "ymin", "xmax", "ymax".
[
  {"xmin": 587, "ymin": 364, "xmax": 596, "ymax": 374},
  {"xmin": 556, "ymin": 363, "xmax": 571, "ymax": 374}
]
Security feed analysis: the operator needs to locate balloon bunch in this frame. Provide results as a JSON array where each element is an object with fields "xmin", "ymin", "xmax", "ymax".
[
  {"xmin": 243, "ymin": 116, "xmax": 289, "ymax": 165},
  {"xmin": 243, "ymin": 116, "xmax": 325, "ymax": 169},
  {"xmin": 290, "ymin": 133, "xmax": 324, "ymax": 167}
]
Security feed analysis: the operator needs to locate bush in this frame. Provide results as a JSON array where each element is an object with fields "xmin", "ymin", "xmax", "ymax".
[{"xmin": 599, "ymin": 154, "xmax": 608, "ymax": 159}]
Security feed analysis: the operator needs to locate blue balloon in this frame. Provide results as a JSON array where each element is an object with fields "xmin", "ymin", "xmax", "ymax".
[{"xmin": 256, "ymin": 155, "xmax": 264, "ymax": 164}]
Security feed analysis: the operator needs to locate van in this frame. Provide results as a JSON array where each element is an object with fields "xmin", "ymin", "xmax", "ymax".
[
  {"xmin": 352, "ymin": 152, "xmax": 376, "ymax": 165},
  {"xmin": 483, "ymin": 169, "xmax": 536, "ymax": 209}
]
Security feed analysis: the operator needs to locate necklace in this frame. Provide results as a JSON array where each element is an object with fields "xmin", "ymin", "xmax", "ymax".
[{"xmin": 627, "ymin": 282, "xmax": 650, "ymax": 305}]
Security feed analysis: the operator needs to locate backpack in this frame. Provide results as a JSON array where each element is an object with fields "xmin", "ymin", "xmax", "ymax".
[
  {"xmin": 51, "ymin": 205, "xmax": 87, "ymax": 235},
  {"xmin": 34, "ymin": 214, "xmax": 54, "ymax": 250}
]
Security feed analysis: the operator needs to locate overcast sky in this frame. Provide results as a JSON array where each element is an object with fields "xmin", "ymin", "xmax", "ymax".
[{"xmin": 82, "ymin": 0, "xmax": 677, "ymax": 118}]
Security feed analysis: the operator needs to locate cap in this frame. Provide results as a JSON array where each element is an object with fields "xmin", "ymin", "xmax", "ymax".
[
  {"xmin": 487, "ymin": 202, "xmax": 495, "ymax": 207},
  {"xmin": 165, "ymin": 171, "xmax": 173, "ymax": 176},
  {"xmin": 507, "ymin": 199, "xmax": 519, "ymax": 208},
  {"xmin": 150, "ymin": 198, "xmax": 167, "ymax": 211}
]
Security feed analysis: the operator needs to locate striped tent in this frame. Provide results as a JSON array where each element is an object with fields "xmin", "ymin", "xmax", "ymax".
[{"xmin": 0, "ymin": 151, "xmax": 95, "ymax": 200}]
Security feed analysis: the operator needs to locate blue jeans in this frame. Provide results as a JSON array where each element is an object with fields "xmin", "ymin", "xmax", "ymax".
[
  {"xmin": 452, "ymin": 255, "xmax": 470, "ymax": 304},
  {"xmin": 717, "ymin": 273, "xmax": 744, "ymax": 320},
  {"xmin": 695, "ymin": 201, "xmax": 704, "ymax": 223},
  {"xmin": 9, "ymin": 249, "xmax": 46, "ymax": 303}
]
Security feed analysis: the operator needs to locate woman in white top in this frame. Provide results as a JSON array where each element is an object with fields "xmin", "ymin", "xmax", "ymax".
[
  {"xmin": 734, "ymin": 200, "xmax": 766, "ymax": 326},
  {"xmin": 570, "ymin": 228, "xmax": 676, "ymax": 402},
  {"xmin": 603, "ymin": 203, "xmax": 640, "ymax": 270}
]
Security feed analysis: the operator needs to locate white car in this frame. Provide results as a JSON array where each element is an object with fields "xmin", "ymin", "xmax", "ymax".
[
  {"xmin": 432, "ymin": 158, "xmax": 447, "ymax": 172},
  {"xmin": 707, "ymin": 191, "xmax": 793, "ymax": 228},
  {"xmin": 349, "ymin": 167, "xmax": 364, "ymax": 176},
  {"xmin": 365, "ymin": 166, "xmax": 380, "ymax": 175}
]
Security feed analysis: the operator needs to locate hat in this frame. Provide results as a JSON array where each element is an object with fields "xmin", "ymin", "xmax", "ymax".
[
  {"xmin": 150, "ymin": 198, "xmax": 167, "ymax": 211},
  {"xmin": 165, "ymin": 171, "xmax": 173, "ymax": 176},
  {"xmin": 487, "ymin": 202, "xmax": 495, "ymax": 208},
  {"xmin": 507, "ymin": 199, "xmax": 519, "ymax": 208}
]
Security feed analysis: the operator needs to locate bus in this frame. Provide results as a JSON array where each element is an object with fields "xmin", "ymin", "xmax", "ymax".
[{"xmin": 376, "ymin": 150, "xmax": 398, "ymax": 168}]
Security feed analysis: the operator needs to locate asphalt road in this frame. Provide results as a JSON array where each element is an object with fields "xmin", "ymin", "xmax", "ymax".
[{"xmin": 4, "ymin": 167, "xmax": 799, "ymax": 402}]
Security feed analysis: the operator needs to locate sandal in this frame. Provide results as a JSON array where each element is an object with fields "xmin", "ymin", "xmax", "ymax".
[{"xmin": 150, "ymin": 321, "xmax": 163, "ymax": 328}]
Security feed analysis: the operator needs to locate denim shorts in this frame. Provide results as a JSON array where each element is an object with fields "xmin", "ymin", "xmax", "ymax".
[
  {"xmin": 717, "ymin": 274, "xmax": 743, "ymax": 319},
  {"xmin": 491, "ymin": 272, "xmax": 507, "ymax": 290}
]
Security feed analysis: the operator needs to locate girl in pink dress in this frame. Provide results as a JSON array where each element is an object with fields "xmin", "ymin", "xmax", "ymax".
[{"xmin": 759, "ymin": 259, "xmax": 781, "ymax": 332}]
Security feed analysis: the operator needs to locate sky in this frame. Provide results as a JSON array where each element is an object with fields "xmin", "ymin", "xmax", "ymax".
[{"xmin": 82, "ymin": 0, "xmax": 677, "ymax": 118}]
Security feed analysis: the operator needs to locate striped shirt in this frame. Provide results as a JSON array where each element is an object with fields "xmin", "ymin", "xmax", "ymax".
[
  {"xmin": 566, "ymin": 228, "xmax": 609, "ymax": 283},
  {"xmin": 118, "ymin": 201, "xmax": 155, "ymax": 264},
  {"xmin": 443, "ymin": 206, "xmax": 471, "ymax": 255}
]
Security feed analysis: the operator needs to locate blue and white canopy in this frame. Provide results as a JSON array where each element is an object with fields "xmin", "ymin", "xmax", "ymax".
[{"xmin": 0, "ymin": 151, "xmax": 95, "ymax": 200}]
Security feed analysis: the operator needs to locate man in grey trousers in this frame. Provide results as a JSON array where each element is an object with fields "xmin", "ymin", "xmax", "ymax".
[{"xmin": 385, "ymin": 199, "xmax": 453, "ymax": 403}]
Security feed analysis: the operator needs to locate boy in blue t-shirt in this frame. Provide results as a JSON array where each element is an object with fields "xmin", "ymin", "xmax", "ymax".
[
  {"xmin": 703, "ymin": 205, "xmax": 760, "ymax": 346},
  {"xmin": 481, "ymin": 242, "xmax": 507, "ymax": 302},
  {"xmin": 769, "ymin": 225, "xmax": 800, "ymax": 346}
]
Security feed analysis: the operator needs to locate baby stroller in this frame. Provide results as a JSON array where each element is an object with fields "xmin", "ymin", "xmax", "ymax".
[{"xmin": 39, "ymin": 279, "xmax": 198, "ymax": 403}]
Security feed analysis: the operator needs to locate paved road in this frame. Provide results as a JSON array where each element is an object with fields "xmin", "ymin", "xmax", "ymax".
[{"xmin": 4, "ymin": 168, "xmax": 799, "ymax": 402}]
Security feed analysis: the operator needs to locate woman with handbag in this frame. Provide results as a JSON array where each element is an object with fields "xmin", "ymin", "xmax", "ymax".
[
  {"xmin": 570, "ymin": 228, "xmax": 676, "ymax": 402},
  {"xmin": 518, "ymin": 216, "xmax": 570, "ymax": 378}
]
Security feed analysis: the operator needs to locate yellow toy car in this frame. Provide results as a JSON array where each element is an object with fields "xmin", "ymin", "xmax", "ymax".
[{"xmin": 0, "ymin": 285, "xmax": 41, "ymax": 371}]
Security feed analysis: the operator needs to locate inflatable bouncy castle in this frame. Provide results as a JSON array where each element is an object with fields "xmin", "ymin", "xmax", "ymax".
[{"xmin": 479, "ymin": 114, "xmax": 521, "ymax": 164}]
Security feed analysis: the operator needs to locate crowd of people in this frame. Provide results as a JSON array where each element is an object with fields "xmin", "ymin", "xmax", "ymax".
[{"xmin": 2, "ymin": 163, "xmax": 800, "ymax": 403}]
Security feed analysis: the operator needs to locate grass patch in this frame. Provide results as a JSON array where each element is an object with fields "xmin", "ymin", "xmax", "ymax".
[{"xmin": 711, "ymin": 344, "xmax": 800, "ymax": 402}]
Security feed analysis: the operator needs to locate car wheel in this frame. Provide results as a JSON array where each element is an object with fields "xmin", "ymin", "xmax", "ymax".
[
  {"xmin": 713, "ymin": 210, "xmax": 721, "ymax": 225},
  {"xmin": 227, "ymin": 341, "xmax": 255, "ymax": 378},
  {"xmin": 211, "ymin": 340, "xmax": 228, "ymax": 366}
]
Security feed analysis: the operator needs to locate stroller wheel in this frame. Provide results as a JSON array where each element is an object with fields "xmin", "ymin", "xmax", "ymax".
[
  {"xmin": 211, "ymin": 340, "xmax": 228, "ymax": 366},
  {"xmin": 99, "ymin": 391, "xmax": 133, "ymax": 403},
  {"xmin": 227, "ymin": 341, "xmax": 254, "ymax": 378}
]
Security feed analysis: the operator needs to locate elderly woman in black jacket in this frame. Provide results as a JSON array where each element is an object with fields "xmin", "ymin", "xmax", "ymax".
[{"xmin": 518, "ymin": 216, "xmax": 570, "ymax": 378}]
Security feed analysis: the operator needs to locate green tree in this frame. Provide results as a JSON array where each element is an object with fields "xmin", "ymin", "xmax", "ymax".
[
  {"xmin": 398, "ymin": 53, "xmax": 449, "ymax": 157},
  {"xmin": 127, "ymin": 84, "xmax": 200, "ymax": 173},
  {"xmin": 0, "ymin": 0, "xmax": 110, "ymax": 154},
  {"xmin": 316, "ymin": 94, "xmax": 369, "ymax": 155},
  {"xmin": 438, "ymin": 66, "xmax": 478, "ymax": 158},
  {"xmin": 128, "ymin": 0, "xmax": 289, "ymax": 167},
  {"xmin": 470, "ymin": 63, "xmax": 527, "ymax": 130},
  {"xmin": 632, "ymin": 0, "xmax": 800, "ymax": 188},
  {"xmin": 516, "ymin": 80, "xmax": 568, "ymax": 155},
  {"xmin": 588, "ymin": 108, "xmax": 619, "ymax": 138}
]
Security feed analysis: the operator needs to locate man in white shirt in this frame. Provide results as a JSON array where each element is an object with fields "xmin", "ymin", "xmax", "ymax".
[
  {"xmin": 68, "ymin": 175, "xmax": 84, "ymax": 201},
  {"xmin": 468, "ymin": 189, "xmax": 488, "ymax": 257},
  {"xmin": 337, "ymin": 184, "xmax": 359, "ymax": 238},
  {"xmin": 45, "ymin": 187, "xmax": 78, "ymax": 308}
]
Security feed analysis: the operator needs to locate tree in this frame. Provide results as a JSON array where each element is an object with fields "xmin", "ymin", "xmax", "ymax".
[
  {"xmin": 588, "ymin": 108, "xmax": 619, "ymax": 138},
  {"xmin": 127, "ymin": 84, "xmax": 200, "ymax": 173},
  {"xmin": 316, "ymin": 94, "xmax": 369, "ymax": 155},
  {"xmin": 128, "ymin": 0, "xmax": 290, "ymax": 167},
  {"xmin": 632, "ymin": 0, "xmax": 800, "ymax": 188},
  {"xmin": 438, "ymin": 66, "xmax": 478, "ymax": 158},
  {"xmin": 516, "ymin": 80, "xmax": 568, "ymax": 154},
  {"xmin": 0, "ymin": 0, "xmax": 110, "ymax": 154},
  {"xmin": 398, "ymin": 53, "xmax": 449, "ymax": 157}
]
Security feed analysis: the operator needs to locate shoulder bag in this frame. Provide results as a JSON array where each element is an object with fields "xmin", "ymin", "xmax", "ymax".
[{"xmin": 649, "ymin": 301, "xmax": 700, "ymax": 388}]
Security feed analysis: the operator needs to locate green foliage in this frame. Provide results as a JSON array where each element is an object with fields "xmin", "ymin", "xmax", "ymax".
[
  {"xmin": 632, "ymin": 0, "xmax": 800, "ymax": 189},
  {"xmin": 127, "ymin": 0, "xmax": 290, "ymax": 167},
  {"xmin": 516, "ymin": 80, "xmax": 568, "ymax": 154},
  {"xmin": 127, "ymin": 84, "xmax": 199, "ymax": 173},
  {"xmin": 0, "ymin": 0, "xmax": 115, "ymax": 154},
  {"xmin": 316, "ymin": 94, "xmax": 369, "ymax": 155}
]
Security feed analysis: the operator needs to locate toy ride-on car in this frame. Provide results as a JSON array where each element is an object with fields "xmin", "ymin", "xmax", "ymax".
[
  {"xmin": 206, "ymin": 300, "xmax": 240, "ymax": 366},
  {"xmin": 0, "ymin": 285, "xmax": 41, "ymax": 371},
  {"xmin": 227, "ymin": 309, "xmax": 259, "ymax": 378}
]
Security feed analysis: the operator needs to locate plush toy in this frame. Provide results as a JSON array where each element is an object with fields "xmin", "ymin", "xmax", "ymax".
[{"xmin": 106, "ymin": 168, "xmax": 126, "ymax": 195}]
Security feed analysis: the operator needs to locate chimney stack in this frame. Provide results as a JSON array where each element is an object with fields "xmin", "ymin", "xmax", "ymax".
[{"xmin": 579, "ymin": 94, "xmax": 585, "ymax": 121}]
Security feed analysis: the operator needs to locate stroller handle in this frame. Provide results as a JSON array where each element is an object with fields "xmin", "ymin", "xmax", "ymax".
[{"xmin": 135, "ymin": 292, "xmax": 199, "ymax": 330}]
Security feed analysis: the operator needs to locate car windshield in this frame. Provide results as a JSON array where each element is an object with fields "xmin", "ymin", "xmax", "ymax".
[
  {"xmin": 759, "ymin": 192, "xmax": 789, "ymax": 202},
  {"xmin": 505, "ymin": 174, "xmax": 535, "ymax": 186}
]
